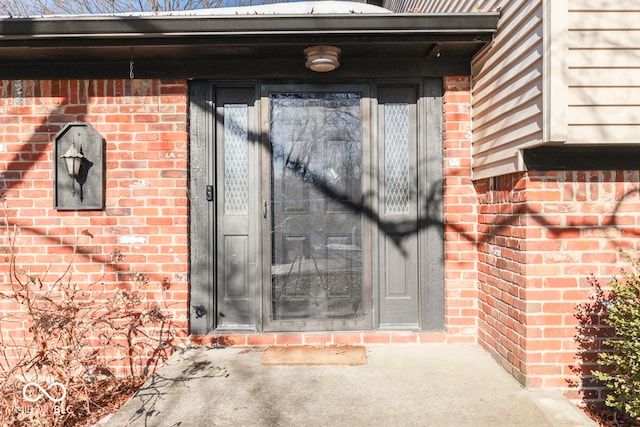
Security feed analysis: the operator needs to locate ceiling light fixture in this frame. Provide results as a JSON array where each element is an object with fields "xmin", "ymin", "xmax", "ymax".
[{"xmin": 304, "ymin": 45, "xmax": 341, "ymax": 72}]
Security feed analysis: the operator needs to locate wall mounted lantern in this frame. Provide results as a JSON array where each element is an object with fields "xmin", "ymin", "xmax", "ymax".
[
  {"xmin": 60, "ymin": 140, "xmax": 85, "ymax": 197},
  {"xmin": 54, "ymin": 123, "xmax": 104, "ymax": 210},
  {"xmin": 304, "ymin": 45, "xmax": 341, "ymax": 72}
]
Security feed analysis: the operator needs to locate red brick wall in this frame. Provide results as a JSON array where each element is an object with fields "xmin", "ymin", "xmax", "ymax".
[
  {"xmin": 477, "ymin": 170, "xmax": 640, "ymax": 403},
  {"xmin": 0, "ymin": 76, "xmax": 518, "ymax": 380},
  {"xmin": 0, "ymin": 79, "xmax": 190, "ymax": 374},
  {"xmin": 476, "ymin": 173, "xmax": 529, "ymax": 384},
  {"xmin": 442, "ymin": 76, "xmax": 479, "ymax": 343},
  {"xmin": 3, "ymin": 77, "xmax": 633, "ymax": 407},
  {"xmin": 7, "ymin": 77, "xmax": 635, "ymax": 408}
]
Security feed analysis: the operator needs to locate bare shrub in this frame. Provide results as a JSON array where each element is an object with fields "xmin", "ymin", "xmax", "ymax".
[{"xmin": 0, "ymin": 195, "xmax": 177, "ymax": 426}]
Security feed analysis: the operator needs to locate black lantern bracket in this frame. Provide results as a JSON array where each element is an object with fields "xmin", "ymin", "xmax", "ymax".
[{"xmin": 54, "ymin": 123, "xmax": 104, "ymax": 210}]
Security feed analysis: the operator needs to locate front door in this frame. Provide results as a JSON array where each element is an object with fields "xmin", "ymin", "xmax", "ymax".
[
  {"xmin": 189, "ymin": 80, "xmax": 445, "ymax": 334},
  {"xmin": 261, "ymin": 87, "xmax": 372, "ymax": 331}
]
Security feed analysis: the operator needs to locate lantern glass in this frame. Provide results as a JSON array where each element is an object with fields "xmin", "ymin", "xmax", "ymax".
[
  {"xmin": 65, "ymin": 156, "xmax": 82, "ymax": 177},
  {"xmin": 61, "ymin": 143, "xmax": 84, "ymax": 178}
]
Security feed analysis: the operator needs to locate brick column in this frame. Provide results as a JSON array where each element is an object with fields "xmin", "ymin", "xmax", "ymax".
[{"xmin": 477, "ymin": 170, "xmax": 640, "ymax": 403}]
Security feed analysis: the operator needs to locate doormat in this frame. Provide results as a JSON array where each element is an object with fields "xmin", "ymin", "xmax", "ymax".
[{"xmin": 260, "ymin": 345, "xmax": 367, "ymax": 366}]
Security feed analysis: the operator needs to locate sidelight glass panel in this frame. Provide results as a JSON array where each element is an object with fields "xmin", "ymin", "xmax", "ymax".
[
  {"xmin": 270, "ymin": 93, "xmax": 363, "ymax": 321},
  {"xmin": 385, "ymin": 103, "xmax": 410, "ymax": 214},
  {"xmin": 224, "ymin": 104, "xmax": 249, "ymax": 215}
]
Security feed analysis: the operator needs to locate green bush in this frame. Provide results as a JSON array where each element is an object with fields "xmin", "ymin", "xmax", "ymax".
[{"xmin": 592, "ymin": 250, "xmax": 640, "ymax": 419}]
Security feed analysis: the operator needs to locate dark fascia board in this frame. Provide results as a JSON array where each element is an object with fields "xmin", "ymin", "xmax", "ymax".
[
  {"xmin": 0, "ymin": 57, "xmax": 474, "ymax": 80},
  {"xmin": 524, "ymin": 146, "xmax": 640, "ymax": 171},
  {"xmin": 0, "ymin": 12, "xmax": 498, "ymax": 79},
  {"xmin": 0, "ymin": 13, "xmax": 499, "ymax": 41}
]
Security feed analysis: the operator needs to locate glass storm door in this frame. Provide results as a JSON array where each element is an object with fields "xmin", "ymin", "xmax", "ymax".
[{"xmin": 262, "ymin": 88, "xmax": 372, "ymax": 331}]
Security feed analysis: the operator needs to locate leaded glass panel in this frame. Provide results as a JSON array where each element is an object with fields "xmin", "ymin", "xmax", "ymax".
[
  {"xmin": 385, "ymin": 103, "xmax": 410, "ymax": 214},
  {"xmin": 224, "ymin": 104, "xmax": 249, "ymax": 215}
]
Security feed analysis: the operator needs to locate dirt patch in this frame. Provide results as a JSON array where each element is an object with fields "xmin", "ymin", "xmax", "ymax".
[{"xmin": 261, "ymin": 345, "xmax": 367, "ymax": 366}]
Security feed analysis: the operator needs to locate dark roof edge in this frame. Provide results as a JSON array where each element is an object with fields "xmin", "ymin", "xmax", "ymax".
[{"xmin": 0, "ymin": 13, "xmax": 500, "ymax": 41}]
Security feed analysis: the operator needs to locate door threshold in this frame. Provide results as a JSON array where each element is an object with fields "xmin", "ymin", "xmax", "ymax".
[{"xmin": 189, "ymin": 331, "xmax": 462, "ymax": 347}]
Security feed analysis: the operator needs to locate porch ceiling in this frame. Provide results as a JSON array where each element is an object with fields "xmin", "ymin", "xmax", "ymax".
[{"xmin": 0, "ymin": 11, "xmax": 499, "ymax": 79}]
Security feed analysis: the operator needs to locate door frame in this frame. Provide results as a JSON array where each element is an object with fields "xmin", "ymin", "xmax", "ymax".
[{"xmin": 189, "ymin": 79, "xmax": 444, "ymax": 335}]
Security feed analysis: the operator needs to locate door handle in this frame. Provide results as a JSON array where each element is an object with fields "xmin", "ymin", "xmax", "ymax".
[{"xmin": 263, "ymin": 200, "xmax": 268, "ymax": 218}]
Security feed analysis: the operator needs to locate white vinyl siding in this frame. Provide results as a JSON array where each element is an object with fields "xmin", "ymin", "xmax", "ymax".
[
  {"xmin": 383, "ymin": 0, "xmax": 547, "ymax": 179},
  {"xmin": 567, "ymin": 0, "xmax": 640, "ymax": 144},
  {"xmin": 384, "ymin": 0, "xmax": 640, "ymax": 178},
  {"xmin": 471, "ymin": 0, "xmax": 544, "ymax": 179},
  {"xmin": 384, "ymin": 0, "xmax": 546, "ymax": 179}
]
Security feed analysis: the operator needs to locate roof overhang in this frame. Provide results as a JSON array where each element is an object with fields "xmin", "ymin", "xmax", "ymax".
[{"xmin": 0, "ymin": 7, "xmax": 500, "ymax": 79}]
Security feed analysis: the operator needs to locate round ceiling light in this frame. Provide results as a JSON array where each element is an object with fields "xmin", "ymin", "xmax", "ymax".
[{"xmin": 304, "ymin": 45, "xmax": 341, "ymax": 72}]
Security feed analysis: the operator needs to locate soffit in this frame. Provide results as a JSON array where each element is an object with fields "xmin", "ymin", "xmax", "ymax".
[{"xmin": 0, "ymin": 8, "xmax": 499, "ymax": 79}]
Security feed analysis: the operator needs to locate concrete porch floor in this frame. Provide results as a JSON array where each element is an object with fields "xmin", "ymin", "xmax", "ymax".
[{"xmin": 104, "ymin": 344, "xmax": 596, "ymax": 427}]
